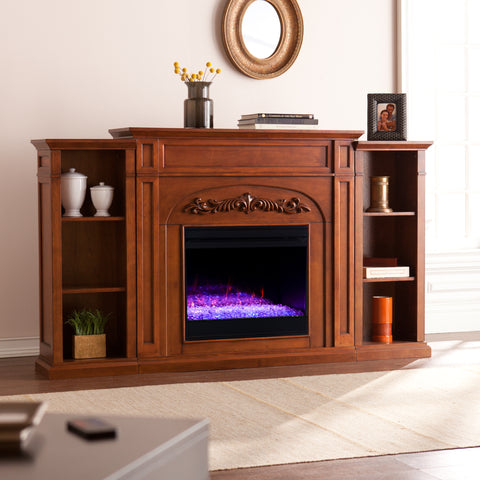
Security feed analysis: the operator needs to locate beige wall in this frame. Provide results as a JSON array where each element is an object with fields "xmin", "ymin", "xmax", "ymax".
[{"xmin": 0, "ymin": 0, "xmax": 396, "ymax": 347}]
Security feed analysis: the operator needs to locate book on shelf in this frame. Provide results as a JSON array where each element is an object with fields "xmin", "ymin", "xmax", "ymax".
[
  {"xmin": 238, "ymin": 113, "xmax": 318, "ymax": 129},
  {"xmin": 240, "ymin": 113, "xmax": 315, "ymax": 120},
  {"xmin": 238, "ymin": 117, "xmax": 318, "ymax": 126},
  {"xmin": 363, "ymin": 257, "xmax": 398, "ymax": 267},
  {"xmin": 363, "ymin": 266, "xmax": 410, "ymax": 279},
  {"xmin": 238, "ymin": 123, "xmax": 319, "ymax": 130}
]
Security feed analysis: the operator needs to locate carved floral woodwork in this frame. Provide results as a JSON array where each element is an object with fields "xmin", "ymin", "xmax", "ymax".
[{"xmin": 184, "ymin": 192, "xmax": 311, "ymax": 215}]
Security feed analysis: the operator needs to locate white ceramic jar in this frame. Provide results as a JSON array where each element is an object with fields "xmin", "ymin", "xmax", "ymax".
[
  {"xmin": 61, "ymin": 168, "xmax": 87, "ymax": 217},
  {"xmin": 90, "ymin": 182, "xmax": 114, "ymax": 217}
]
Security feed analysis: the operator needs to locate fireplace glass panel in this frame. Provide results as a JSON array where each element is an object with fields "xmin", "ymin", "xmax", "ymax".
[{"xmin": 184, "ymin": 225, "xmax": 308, "ymax": 340}]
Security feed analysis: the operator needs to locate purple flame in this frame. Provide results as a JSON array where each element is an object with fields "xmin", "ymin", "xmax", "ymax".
[{"xmin": 186, "ymin": 284, "xmax": 304, "ymax": 321}]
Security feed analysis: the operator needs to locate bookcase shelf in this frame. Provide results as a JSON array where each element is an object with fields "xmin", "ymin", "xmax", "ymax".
[
  {"xmin": 355, "ymin": 141, "xmax": 433, "ymax": 346},
  {"xmin": 363, "ymin": 277, "xmax": 415, "ymax": 283},
  {"xmin": 363, "ymin": 212, "xmax": 415, "ymax": 217},
  {"xmin": 63, "ymin": 287, "xmax": 127, "ymax": 294},
  {"xmin": 62, "ymin": 216, "xmax": 125, "ymax": 222},
  {"xmin": 34, "ymin": 139, "xmax": 137, "ymax": 373}
]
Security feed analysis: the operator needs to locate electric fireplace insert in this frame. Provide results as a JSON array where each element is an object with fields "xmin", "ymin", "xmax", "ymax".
[{"xmin": 184, "ymin": 225, "xmax": 308, "ymax": 341}]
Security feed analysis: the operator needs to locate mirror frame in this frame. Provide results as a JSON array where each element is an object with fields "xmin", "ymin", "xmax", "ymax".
[{"xmin": 222, "ymin": 0, "xmax": 304, "ymax": 79}]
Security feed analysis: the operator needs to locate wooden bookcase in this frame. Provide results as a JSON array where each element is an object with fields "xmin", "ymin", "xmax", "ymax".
[
  {"xmin": 33, "ymin": 131, "xmax": 432, "ymax": 378},
  {"xmin": 34, "ymin": 139, "xmax": 138, "ymax": 377},
  {"xmin": 354, "ymin": 141, "xmax": 433, "ymax": 360}
]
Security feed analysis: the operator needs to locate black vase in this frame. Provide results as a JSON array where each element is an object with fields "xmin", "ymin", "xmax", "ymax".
[{"xmin": 184, "ymin": 82, "xmax": 213, "ymax": 128}]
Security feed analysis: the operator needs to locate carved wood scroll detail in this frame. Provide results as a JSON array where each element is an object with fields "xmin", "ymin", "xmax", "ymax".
[{"xmin": 184, "ymin": 192, "xmax": 311, "ymax": 215}]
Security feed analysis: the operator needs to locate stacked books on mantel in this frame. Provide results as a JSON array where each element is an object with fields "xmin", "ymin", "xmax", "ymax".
[
  {"xmin": 237, "ymin": 113, "xmax": 319, "ymax": 129},
  {"xmin": 363, "ymin": 257, "xmax": 410, "ymax": 279},
  {"xmin": 0, "ymin": 402, "xmax": 47, "ymax": 453}
]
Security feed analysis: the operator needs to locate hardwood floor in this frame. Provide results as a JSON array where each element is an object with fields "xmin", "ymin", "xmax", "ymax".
[
  {"xmin": 1, "ymin": 332, "xmax": 479, "ymax": 479},
  {"xmin": 211, "ymin": 447, "xmax": 480, "ymax": 480}
]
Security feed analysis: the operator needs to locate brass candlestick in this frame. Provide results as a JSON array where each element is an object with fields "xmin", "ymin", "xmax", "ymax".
[{"xmin": 367, "ymin": 176, "xmax": 393, "ymax": 213}]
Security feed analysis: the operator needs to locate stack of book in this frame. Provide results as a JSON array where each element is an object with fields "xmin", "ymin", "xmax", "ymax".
[
  {"xmin": 0, "ymin": 402, "xmax": 47, "ymax": 453},
  {"xmin": 363, "ymin": 257, "xmax": 410, "ymax": 279},
  {"xmin": 237, "ymin": 113, "xmax": 318, "ymax": 130}
]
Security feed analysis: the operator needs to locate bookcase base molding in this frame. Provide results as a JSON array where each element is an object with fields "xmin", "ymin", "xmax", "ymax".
[
  {"xmin": 34, "ymin": 129, "xmax": 432, "ymax": 379},
  {"xmin": 35, "ymin": 344, "xmax": 431, "ymax": 380}
]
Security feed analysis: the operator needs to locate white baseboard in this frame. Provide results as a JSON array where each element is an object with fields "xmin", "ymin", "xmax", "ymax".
[
  {"xmin": 0, "ymin": 337, "xmax": 40, "ymax": 358},
  {"xmin": 426, "ymin": 250, "xmax": 480, "ymax": 333}
]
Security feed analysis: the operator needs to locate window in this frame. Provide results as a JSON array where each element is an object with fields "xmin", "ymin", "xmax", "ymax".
[{"xmin": 402, "ymin": 0, "xmax": 480, "ymax": 251}]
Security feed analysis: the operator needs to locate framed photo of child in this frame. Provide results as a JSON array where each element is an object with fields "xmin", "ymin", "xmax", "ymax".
[{"xmin": 367, "ymin": 93, "xmax": 407, "ymax": 141}]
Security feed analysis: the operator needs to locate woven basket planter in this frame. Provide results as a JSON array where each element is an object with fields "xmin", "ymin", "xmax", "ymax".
[{"xmin": 73, "ymin": 334, "xmax": 106, "ymax": 359}]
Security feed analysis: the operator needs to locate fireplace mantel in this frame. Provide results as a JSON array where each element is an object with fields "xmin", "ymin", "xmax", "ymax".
[
  {"xmin": 109, "ymin": 127, "xmax": 365, "ymax": 140},
  {"xmin": 34, "ymin": 128, "xmax": 431, "ymax": 378}
]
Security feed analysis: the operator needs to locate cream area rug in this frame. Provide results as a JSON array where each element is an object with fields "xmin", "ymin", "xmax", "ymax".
[{"xmin": 2, "ymin": 365, "xmax": 480, "ymax": 471}]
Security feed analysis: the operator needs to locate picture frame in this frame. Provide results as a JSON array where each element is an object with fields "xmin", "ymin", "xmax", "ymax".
[{"xmin": 367, "ymin": 93, "xmax": 407, "ymax": 141}]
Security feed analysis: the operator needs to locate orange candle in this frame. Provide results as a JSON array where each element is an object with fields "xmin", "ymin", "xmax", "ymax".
[{"xmin": 372, "ymin": 296, "xmax": 392, "ymax": 343}]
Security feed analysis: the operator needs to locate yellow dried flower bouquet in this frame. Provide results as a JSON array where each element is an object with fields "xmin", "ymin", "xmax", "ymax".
[{"xmin": 174, "ymin": 61, "xmax": 221, "ymax": 83}]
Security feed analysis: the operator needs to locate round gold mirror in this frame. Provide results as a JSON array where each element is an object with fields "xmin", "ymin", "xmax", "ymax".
[{"xmin": 222, "ymin": 0, "xmax": 304, "ymax": 79}]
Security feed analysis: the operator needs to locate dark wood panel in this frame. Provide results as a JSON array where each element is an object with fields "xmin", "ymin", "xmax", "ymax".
[
  {"xmin": 309, "ymin": 222, "xmax": 328, "ymax": 348},
  {"xmin": 166, "ymin": 225, "xmax": 183, "ymax": 356},
  {"xmin": 137, "ymin": 140, "xmax": 160, "ymax": 173},
  {"xmin": 334, "ymin": 140, "xmax": 355, "ymax": 173},
  {"xmin": 136, "ymin": 178, "xmax": 160, "ymax": 356},
  {"xmin": 164, "ymin": 144, "xmax": 329, "ymax": 169},
  {"xmin": 334, "ymin": 178, "xmax": 355, "ymax": 346},
  {"xmin": 181, "ymin": 337, "xmax": 310, "ymax": 355},
  {"xmin": 61, "ymin": 221, "xmax": 126, "ymax": 289},
  {"xmin": 39, "ymin": 181, "xmax": 53, "ymax": 356}
]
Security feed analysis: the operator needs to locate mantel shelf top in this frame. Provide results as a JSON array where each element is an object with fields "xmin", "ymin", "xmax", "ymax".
[
  {"xmin": 109, "ymin": 127, "xmax": 365, "ymax": 141},
  {"xmin": 355, "ymin": 140, "xmax": 433, "ymax": 151}
]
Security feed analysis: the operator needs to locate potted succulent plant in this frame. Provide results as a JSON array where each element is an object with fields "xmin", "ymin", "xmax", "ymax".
[{"xmin": 65, "ymin": 309, "xmax": 110, "ymax": 359}]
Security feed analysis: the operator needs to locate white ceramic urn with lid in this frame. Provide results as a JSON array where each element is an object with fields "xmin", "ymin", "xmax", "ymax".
[
  {"xmin": 61, "ymin": 168, "xmax": 87, "ymax": 217},
  {"xmin": 90, "ymin": 182, "xmax": 114, "ymax": 217}
]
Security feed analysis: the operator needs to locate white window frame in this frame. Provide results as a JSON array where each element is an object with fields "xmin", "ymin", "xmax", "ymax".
[{"xmin": 399, "ymin": 0, "xmax": 480, "ymax": 333}]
